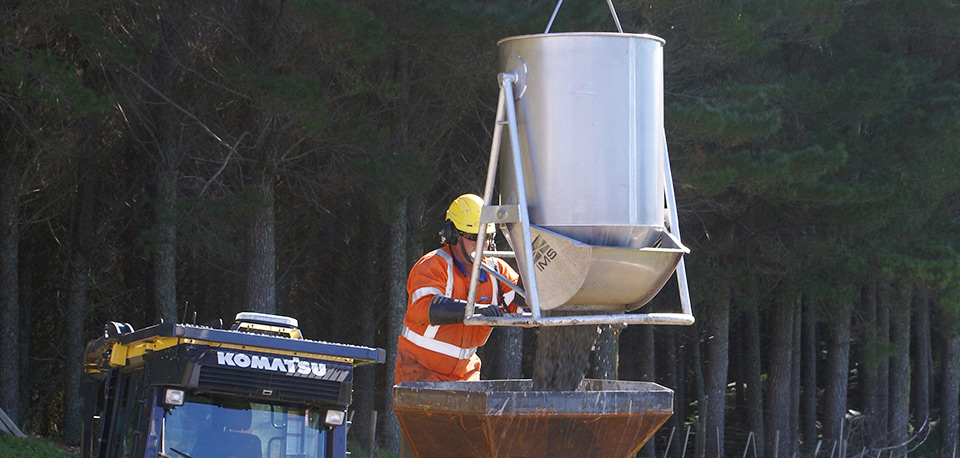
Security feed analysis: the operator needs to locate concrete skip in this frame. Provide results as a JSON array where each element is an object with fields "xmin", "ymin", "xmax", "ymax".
[{"xmin": 394, "ymin": 379, "xmax": 673, "ymax": 458}]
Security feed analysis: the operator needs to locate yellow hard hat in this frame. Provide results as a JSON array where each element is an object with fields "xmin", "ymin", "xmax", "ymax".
[{"xmin": 446, "ymin": 194, "xmax": 495, "ymax": 235}]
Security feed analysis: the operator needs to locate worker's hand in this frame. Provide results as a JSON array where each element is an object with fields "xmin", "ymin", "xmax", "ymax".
[{"xmin": 476, "ymin": 304, "xmax": 505, "ymax": 317}]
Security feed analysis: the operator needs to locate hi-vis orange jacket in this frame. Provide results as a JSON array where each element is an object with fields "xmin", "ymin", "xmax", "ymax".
[{"xmin": 395, "ymin": 246, "xmax": 519, "ymax": 382}]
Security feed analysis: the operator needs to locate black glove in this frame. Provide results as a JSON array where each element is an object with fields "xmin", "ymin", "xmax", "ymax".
[
  {"xmin": 428, "ymin": 296, "xmax": 467, "ymax": 325},
  {"xmin": 476, "ymin": 304, "xmax": 505, "ymax": 317},
  {"xmin": 428, "ymin": 296, "xmax": 505, "ymax": 325}
]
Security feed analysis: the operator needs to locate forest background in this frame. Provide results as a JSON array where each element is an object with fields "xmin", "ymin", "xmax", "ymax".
[{"xmin": 2, "ymin": 0, "xmax": 960, "ymax": 457}]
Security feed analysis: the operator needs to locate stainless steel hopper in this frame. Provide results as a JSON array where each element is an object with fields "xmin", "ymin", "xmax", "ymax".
[{"xmin": 462, "ymin": 14, "xmax": 693, "ymax": 327}]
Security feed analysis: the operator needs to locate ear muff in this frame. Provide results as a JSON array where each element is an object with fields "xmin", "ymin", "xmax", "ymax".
[{"xmin": 439, "ymin": 220, "xmax": 459, "ymax": 246}]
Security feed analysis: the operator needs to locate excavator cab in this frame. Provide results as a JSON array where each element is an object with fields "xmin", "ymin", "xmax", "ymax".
[{"xmin": 80, "ymin": 312, "xmax": 384, "ymax": 458}]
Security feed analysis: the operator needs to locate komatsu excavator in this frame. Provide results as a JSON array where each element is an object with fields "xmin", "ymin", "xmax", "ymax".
[{"xmin": 80, "ymin": 312, "xmax": 383, "ymax": 458}]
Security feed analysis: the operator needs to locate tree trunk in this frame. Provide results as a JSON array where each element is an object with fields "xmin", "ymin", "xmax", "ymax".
[
  {"xmin": 661, "ymin": 329, "xmax": 682, "ymax": 458},
  {"xmin": 147, "ymin": 13, "xmax": 183, "ymax": 324},
  {"xmin": 382, "ymin": 198, "xmax": 407, "ymax": 452},
  {"xmin": 823, "ymin": 298, "xmax": 852, "ymax": 449},
  {"xmin": 0, "ymin": 165, "xmax": 20, "ymax": 425},
  {"xmin": 877, "ymin": 281, "xmax": 891, "ymax": 442},
  {"xmin": 911, "ymin": 287, "xmax": 931, "ymax": 431},
  {"xmin": 633, "ymin": 325, "xmax": 654, "ymax": 458},
  {"xmin": 790, "ymin": 296, "xmax": 802, "ymax": 458},
  {"xmin": 406, "ymin": 194, "xmax": 423, "ymax": 268},
  {"xmin": 859, "ymin": 280, "xmax": 881, "ymax": 446},
  {"xmin": 703, "ymin": 283, "xmax": 730, "ymax": 458},
  {"xmin": 692, "ymin": 325, "xmax": 705, "ymax": 458},
  {"xmin": 637, "ymin": 324, "xmax": 655, "ymax": 382},
  {"xmin": 350, "ymin": 203, "xmax": 381, "ymax": 454},
  {"xmin": 765, "ymin": 291, "xmax": 796, "ymax": 458},
  {"xmin": 732, "ymin": 317, "xmax": 745, "ymax": 418},
  {"xmin": 64, "ymin": 165, "xmax": 97, "ymax": 442},
  {"xmin": 383, "ymin": 32, "xmax": 415, "ymax": 451},
  {"xmin": 745, "ymin": 302, "xmax": 765, "ymax": 458},
  {"xmin": 801, "ymin": 292, "xmax": 817, "ymax": 455},
  {"xmin": 17, "ymin": 237, "xmax": 31, "ymax": 428},
  {"xmin": 64, "ymin": 252, "xmax": 88, "ymax": 442},
  {"xmin": 244, "ymin": 172, "xmax": 277, "ymax": 314},
  {"xmin": 154, "ymin": 166, "xmax": 178, "ymax": 323},
  {"xmin": 941, "ymin": 330, "xmax": 960, "ymax": 458},
  {"xmin": 493, "ymin": 327, "xmax": 523, "ymax": 379},
  {"xmin": 888, "ymin": 282, "xmax": 911, "ymax": 453}
]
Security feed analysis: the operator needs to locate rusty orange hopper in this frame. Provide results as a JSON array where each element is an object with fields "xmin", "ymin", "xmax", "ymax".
[{"xmin": 393, "ymin": 379, "xmax": 673, "ymax": 458}]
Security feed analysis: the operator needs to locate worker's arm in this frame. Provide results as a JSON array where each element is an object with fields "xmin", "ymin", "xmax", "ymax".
[
  {"xmin": 405, "ymin": 255, "xmax": 449, "ymax": 328},
  {"xmin": 406, "ymin": 252, "xmax": 503, "ymax": 326},
  {"xmin": 427, "ymin": 295, "xmax": 504, "ymax": 325}
]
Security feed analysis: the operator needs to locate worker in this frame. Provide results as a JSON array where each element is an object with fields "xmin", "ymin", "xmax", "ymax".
[{"xmin": 394, "ymin": 193, "xmax": 521, "ymax": 383}]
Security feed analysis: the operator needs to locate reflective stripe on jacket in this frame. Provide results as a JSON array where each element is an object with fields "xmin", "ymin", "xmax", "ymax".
[{"xmin": 395, "ymin": 246, "xmax": 519, "ymax": 382}]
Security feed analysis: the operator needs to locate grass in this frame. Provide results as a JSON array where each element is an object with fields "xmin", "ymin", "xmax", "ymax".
[{"xmin": 0, "ymin": 434, "xmax": 77, "ymax": 458}]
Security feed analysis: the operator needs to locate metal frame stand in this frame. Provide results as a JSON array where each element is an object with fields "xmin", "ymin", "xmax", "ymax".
[{"xmin": 461, "ymin": 73, "xmax": 694, "ymax": 327}]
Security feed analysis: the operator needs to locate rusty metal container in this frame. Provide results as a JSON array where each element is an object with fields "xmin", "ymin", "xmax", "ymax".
[{"xmin": 393, "ymin": 379, "xmax": 673, "ymax": 458}]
